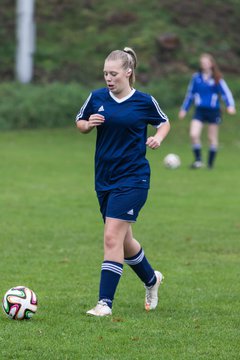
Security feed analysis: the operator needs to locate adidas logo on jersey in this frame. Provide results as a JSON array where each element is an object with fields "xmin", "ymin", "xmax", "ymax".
[
  {"xmin": 98, "ymin": 105, "xmax": 104, "ymax": 112},
  {"xmin": 127, "ymin": 209, "xmax": 134, "ymax": 215}
]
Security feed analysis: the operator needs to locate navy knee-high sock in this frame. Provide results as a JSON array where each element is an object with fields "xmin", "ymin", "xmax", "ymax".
[
  {"xmin": 124, "ymin": 248, "xmax": 156, "ymax": 287},
  {"xmin": 208, "ymin": 146, "xmax": 217, "ymax": 168},
  {"xmin": 192, "ymin": 144, "xmax": 202, "ymax": 162},
  {"xmin": 99, "ymin": 261, "xmax": 123, "ymax": 308}
]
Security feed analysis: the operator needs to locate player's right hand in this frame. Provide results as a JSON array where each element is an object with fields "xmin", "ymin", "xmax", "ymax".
[
  {"xmin": 88, "ymin": 114, "xmax": 105, "ymax": 128},
  {"xmin": 178, "ymin": 109, "xmax": 186, "ymax": 119}
]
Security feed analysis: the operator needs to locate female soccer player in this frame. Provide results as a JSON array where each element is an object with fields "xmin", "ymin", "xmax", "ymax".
[
  {"xmin": 76, "ymin": 47, "xmax": 170, "ymax": 316},
  {"xmin": 179, "ymin": 53, "xmax": 236, "ymax": 169}
]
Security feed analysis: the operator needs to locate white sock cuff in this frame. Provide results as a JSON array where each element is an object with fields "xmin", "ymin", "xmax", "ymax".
[
  {"xmin": 101, "ymin": 261, "xmax": 123, "ymax": 276},
  {"xmin": 124, "ymin": 249, "xmax": 145, "ymax": 265}
]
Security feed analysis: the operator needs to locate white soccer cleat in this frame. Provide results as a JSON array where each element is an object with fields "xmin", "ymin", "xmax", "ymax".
[
  {"xmin": 190, "ymin": 161, "xmax": 204, "ymax": 169},
  {"xmin": 86, "ymin": 300, "xmax": 112, "ymax": 317},
  {"xmin": 145, "ymin": 271, "xmax": 164, "ymax": 311}
]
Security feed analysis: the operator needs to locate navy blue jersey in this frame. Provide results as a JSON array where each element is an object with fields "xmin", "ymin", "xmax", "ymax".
[
  {"xmin": 76, "ymin": 88, "xmax": 168, "ymax": 191},
  {"xmin": 181, "ymin": 72, "xmax": 235, "ymax": 111}
]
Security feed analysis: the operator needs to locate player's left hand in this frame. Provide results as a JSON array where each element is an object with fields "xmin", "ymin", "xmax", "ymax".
[
  {"xmin": 146, "ymin": 136, "xmax": 161, "ymax": 149},
  {"xmin": 227, "ymin": 106, "xmax": 236, "ymax": 115}
]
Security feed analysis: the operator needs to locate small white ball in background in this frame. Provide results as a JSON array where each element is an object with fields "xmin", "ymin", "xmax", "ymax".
[{"xmin": 163, "ymin": 153, "xmax": 181, "ymax": 169}]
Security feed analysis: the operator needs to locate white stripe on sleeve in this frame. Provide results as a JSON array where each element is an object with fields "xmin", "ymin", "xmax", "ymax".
[
  {"xmin": 219, "ymin": 79, "xmax": 235, "ymax": 107},
  {"xmin": 75, "ymin": 93, "xmax": 92, "ymax": 121},
  {"xmin": 151, "ymin": 96, "xmax": 169, "ymax": 121}
]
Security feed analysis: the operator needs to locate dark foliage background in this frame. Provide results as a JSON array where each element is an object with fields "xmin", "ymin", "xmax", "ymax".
[
  {"xmin": 1, "ymin": 0, "xmax": 240, "ymax": 83},
  {"xmin": 0, "ymin": 0, "xmax": 239, "ymax": 129}
]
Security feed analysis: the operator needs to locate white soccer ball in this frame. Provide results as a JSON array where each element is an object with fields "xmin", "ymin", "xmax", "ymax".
[
  {"xmin": 163, "ymin": 153, "xmax": 181, "ymax": 169},
  {"xmin": 2, "ymin": 286, "xmax": 38, "ymax": 320}
]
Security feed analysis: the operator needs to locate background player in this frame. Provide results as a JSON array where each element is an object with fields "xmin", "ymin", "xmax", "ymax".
[{"xmin": 179, "ymin": 53, "xmax": 236, "ymax": 169}]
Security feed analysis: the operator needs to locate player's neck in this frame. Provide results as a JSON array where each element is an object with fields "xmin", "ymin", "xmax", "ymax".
[
  {"xmin": 202, "ymin": 70, "xmax": 212, "ymax": 79},
  {"xmin": 114, "ymin": 86, "xmax": 133, "ymax": 99}
]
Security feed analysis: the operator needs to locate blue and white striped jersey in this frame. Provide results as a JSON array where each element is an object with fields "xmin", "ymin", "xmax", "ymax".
[
  {"xmin": 181, "ymin": 72, "xmax": 235, "ymax": 111},
  {"xmin": 76, "ymin": 88, "xmax": 168, "ymax": 191}
]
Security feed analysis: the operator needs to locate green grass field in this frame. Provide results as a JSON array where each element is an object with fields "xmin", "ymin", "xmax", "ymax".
[{"xmin": 0, "ymin": 115, "xmax": 239, "ymax": 359}]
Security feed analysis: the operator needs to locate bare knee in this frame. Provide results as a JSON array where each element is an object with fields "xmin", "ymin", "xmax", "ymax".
[{"xmin": 104, "ymin": 231, "xmax": 119, "ymax": 252}]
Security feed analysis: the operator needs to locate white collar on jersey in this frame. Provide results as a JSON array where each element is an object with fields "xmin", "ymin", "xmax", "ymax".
[{"xmin": 109, "ymin": 88, "xmax": 136, "ymax": 103}]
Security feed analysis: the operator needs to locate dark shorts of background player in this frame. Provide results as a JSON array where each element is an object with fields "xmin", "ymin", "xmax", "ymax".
[
  {"xmin": 96, "ymin": 187, "xmax": 148, "ymax": 223},
  {"xmin": 193, "ymin": 107, "xmax": 222, "ymax": 124}
]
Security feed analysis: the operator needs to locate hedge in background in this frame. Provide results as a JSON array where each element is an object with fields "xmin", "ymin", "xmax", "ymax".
[
  {"xmin": 0, "ymin": 76, "xmax": 239, "ymax": 130},
  {"xmin": 0, "ymin": 79, "xmax": 181, "ymax": 130},
  {"xmin": 0, "ymin": 74, "xmax": 191, "ymax": 131},
  {"xmin": 0, "ymin": 82, "xmax": 89, "ymax": 130}
]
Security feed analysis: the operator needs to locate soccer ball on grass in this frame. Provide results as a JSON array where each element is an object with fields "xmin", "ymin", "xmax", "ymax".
[
  {"xmin": 163, "ymin": 153, "xmax": 181, "ymax": 169},
  {"xmin": 2, "ymin": 286, "xmax": 38, "ymax": 320}
]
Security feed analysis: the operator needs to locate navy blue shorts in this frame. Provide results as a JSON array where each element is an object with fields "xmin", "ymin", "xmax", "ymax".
[
  {"xmin": 193, "ymin": 108, "xmax": 222, "ymax": 124},
  {"xmin": 96, "ymin": 187, "xmax": 148, "ymax": 222}
]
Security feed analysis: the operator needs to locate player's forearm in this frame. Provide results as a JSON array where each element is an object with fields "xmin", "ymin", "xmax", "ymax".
[
  {"xmin": 76, "ymin": 120, "xmax": 92, "ymax": 134},
  {"xmin": 155, "ymin": 122, "xmax": 170, "ymax": 143}
]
